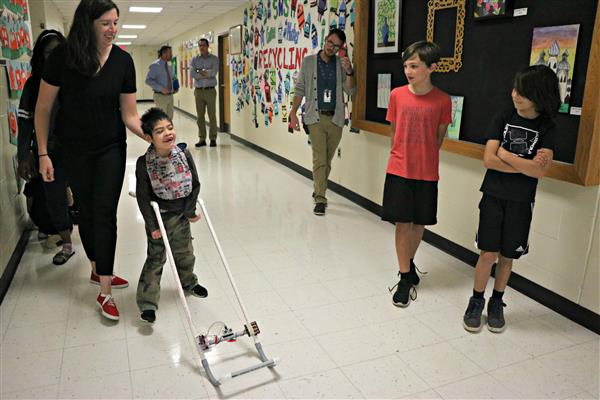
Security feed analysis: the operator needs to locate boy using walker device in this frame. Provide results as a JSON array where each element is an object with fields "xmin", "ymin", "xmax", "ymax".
[
  {"xmin": 135, "ymin": 107, "xmax": 208, "ymax": 323},
  {"xmin": 133, "ymin": 108, "xmax": 278, "ymax": 385}
]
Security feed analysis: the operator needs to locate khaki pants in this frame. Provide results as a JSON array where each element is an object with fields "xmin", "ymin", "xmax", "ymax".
[
  {"xmin": 194, "ymin": 88, "xmax": 218, "ymax": 141},
  {"xmin": 136, "ymin": 213, "xmax": 198, "ymax": 312},
  {"xmin": 308, "ymin": 115, "xmax": 343, "ymax": 204},
  {"xmin": 152, "ymin": 93, "xmax": 174, "ymax": 120}
]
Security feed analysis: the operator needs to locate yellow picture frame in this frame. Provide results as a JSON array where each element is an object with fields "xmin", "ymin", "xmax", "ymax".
[{"xmin": 426, "ymin": 0, "xmax": 466, "ymax": 73}]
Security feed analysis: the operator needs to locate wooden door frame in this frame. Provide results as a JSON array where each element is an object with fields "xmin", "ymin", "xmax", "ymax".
[{"xmin": 218, "ymin": 33, "xmax": 230, "ymax": 133}]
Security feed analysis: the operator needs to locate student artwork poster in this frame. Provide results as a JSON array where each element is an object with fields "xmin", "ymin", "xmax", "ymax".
[
  {"xmin": 234, "ymin": 0, "xmax": 356, "ymax": 128},
  {"xmin": 374, "ymin": 0, "xmax": 400, "ymax": 54},
  {"xmin": 7, "ymin": 100, "xmax": 18, "ymax": 145},
  {"xmin": 377, "ymin": 73, "xmax": 391, "ymax": 108},
  {"xmin": 529, "ymin": 24, "xmax": 580, "ymax": 114},
  {"xmin": 447, "ymin": 95, "xmax": 464, "ymax": 140}
]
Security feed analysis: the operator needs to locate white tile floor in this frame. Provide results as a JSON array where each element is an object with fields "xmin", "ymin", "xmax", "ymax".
[{"xmin": 1, "ymin": 105, "xmax": 598, "ymax": 399}]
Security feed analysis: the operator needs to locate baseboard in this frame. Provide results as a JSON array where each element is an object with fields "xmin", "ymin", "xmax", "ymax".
[
  {"xmin": 0, "ymin": 229, "xmax": 31, "ymax": 305},
  {"xmin": 227, "ymin": 132, "xmax": 600, "ymax": 334}
]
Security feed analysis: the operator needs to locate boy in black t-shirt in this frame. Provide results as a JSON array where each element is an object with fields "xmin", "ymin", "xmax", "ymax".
[{"xmin": 463, "ymin": 66, "xmax": 560, "ymax": 333}]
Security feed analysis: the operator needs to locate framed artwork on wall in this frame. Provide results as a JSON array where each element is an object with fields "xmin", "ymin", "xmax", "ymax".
[
  {"xmin": 426, "ymin": 0, "xmax": 465, "ymax": 72},
  {"xmin": 447, "ymin": 95, "xmax": 464, "ymax": 140},
  {"xmin": 530, "ymin": 24, "xmax": 580, "ymax": 113},
  {"xmin": 373, "ymin": 0, "xmax": 401, "ymax": 54},
  {"xmin": 473, "ymin": 0, "xmax": 512, "ymax": 20},
  {"xmin": 377, "ymin": 73, "xmax": 392, "ymax": 108},
  {"xmin": 229, "ymin": 24, "xmax": 243, "ymax": 55},
  {"xmin": 201, "ymin": 31, "xmax": 214, "ymax": 43}
]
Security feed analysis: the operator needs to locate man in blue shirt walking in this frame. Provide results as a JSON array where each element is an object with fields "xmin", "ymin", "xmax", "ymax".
[{"xmin": 145, "ymin": 45, "xmax": 176, "ymax": 119}]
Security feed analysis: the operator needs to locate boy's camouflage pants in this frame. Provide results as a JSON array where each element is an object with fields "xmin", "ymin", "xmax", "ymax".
[{"xmin": 136, "ymin": 213, "xmax": 198, "ymax": 312}]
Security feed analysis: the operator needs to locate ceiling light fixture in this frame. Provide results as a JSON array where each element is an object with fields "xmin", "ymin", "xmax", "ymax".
[
  {"xmin": 115, "ymin": 41, "xmax": 132, "ymax": 45},
  {"xmin": 118, "ymin": 34, "xmax": 138, "ymax": 39},
  {"xmin": 122, "ymin": 24, "xmax": 146, "ymax": 29},
  {"xmin": 129, "ymin": 6, "xmax": 163, "ymax": 13}
]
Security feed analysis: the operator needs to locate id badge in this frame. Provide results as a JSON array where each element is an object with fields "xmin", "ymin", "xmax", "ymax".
[{"xmin": 323, "ymin": 89, "xmax": 332, "ymax": 103}]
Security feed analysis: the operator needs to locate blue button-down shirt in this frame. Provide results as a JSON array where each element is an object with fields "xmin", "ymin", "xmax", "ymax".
[
  {"xmin": 145, "ymin": 59, "xmax": 172, "ymax": 93},
  {"xmin": 190, "ymin": 54, "xmax": 219, "ymax": 88}
]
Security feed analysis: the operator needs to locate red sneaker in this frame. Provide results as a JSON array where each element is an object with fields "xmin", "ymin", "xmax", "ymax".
[
  {"xmin": 90, "ymin": 273, "xmax": 129, "ymax": 288},
  {"xmin": 96, "ymin": 294, "xmax": 119, "ymax": 321}
]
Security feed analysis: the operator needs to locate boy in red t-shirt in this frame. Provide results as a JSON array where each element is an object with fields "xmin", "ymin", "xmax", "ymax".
[{"xmin": 382, "ymin": 41, "xmax": 452, "ymax": 307}]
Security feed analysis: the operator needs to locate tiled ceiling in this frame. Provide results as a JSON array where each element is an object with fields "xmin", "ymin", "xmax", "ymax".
[{"xmin": 50, "ymin": 0, "xmax": 247, "ymax": 45}]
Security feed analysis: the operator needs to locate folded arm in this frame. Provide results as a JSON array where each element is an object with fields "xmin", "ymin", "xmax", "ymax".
[
  {"xmin": 497, "ymin": 146, "xmax": 553, "ymax": 179},
  {"xmin": 483, "ymin": 140, "xmax": 519, "ymax": 173}
]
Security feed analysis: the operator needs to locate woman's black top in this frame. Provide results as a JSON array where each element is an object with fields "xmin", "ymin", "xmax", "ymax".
[{"xmin": 42, "ymin": 44, "xmax": 136, "ymax": 152}]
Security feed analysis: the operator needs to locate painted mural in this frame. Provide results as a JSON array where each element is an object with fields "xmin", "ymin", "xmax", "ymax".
[
  {"xmin": 0, "ymin": 0, "xmax": 31, "ymax": 59},
  {"xmin": 231, "ymin": 0, "xmax": 355, "ymax": 129}
]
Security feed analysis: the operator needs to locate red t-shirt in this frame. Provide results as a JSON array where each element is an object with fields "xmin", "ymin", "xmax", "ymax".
[{"xmin": 385, "ymin": 85, "xmax": 452, "ymax": 181}]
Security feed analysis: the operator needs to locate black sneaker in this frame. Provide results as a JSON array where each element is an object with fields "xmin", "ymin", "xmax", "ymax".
[
  {"xmin": 463, "ymin": 296, "xmax": 485, "ymax": 332},
  {"xmin": 487, "ymin": 298, "xmax": 506, "ymax": 333},
  {"xmin": 390, "ymin": 278, "xmax": 416, "ymax": 307},
  {"xmin": 189, "ymin": 284, "xmax": 208, "ymax": 298},
  {"xmin": 209, "ymin": 140, "xmax": 217, "ymax": 147},
  {"xmin": 140, "ymin": 310, "xmax": 156, "ymax": 323},
  {"xmin": 313, "ymin": 203, "xmax": 326, "ymax": 216},
  {"xmin": 195, "ymin": 140, "xmax": 207, "ymax": 148},
  {"xmin": 409, "ymin": 260, "xmax": 420, "ymax": 286}
]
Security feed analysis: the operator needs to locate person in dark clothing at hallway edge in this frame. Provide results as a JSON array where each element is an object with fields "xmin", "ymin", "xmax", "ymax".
[{"xmin": 17, "ymin": 29, "xmax": 76, "ymax": 266}]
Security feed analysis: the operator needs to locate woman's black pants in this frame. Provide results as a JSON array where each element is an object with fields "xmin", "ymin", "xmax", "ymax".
[{"xmin": 63, "ymin": 144, "xmax": 126, "ymax": 276}]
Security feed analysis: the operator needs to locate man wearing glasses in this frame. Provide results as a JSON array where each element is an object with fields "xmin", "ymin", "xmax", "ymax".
[
  {"xmin": 191, "ymin": 39, "xmax": 219, "ymax": 147},
  {"xmin": 290, "ymin": 28, "xmax": 356, "ymax": 216}
]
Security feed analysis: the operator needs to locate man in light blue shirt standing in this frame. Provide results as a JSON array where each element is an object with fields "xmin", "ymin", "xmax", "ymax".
[
  {"xmin": 145, "ymin": 45, "xmax": 176, "ymax": 119},
  {"xmin": 190, "ymin": 39, "xmax": 219, "ymax": 147}
]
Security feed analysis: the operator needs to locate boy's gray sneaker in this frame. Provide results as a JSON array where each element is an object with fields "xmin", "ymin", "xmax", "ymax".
[
  {"xmin": 463, "ymin": 296, "xmax": 485, "ymax": 332},
  {"xmin": 487, "ymin": 298, "xmax": 506, "ymax": 333}
]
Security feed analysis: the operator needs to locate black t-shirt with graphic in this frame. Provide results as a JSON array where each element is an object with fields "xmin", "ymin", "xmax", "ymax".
[
  {"xmin": 42, "ymin": 44, "xmax": 136, "ymax": 152},
  {"xmin": 480, "ymin": 108, "xmax": 557, "ymax": 202}
]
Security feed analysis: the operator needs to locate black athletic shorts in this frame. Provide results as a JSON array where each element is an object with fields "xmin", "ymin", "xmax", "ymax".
[
  {"xmin": 476, "ymin": 193, "xmax": 534, "ymax": 259},
  {"xmin": 381, "ymin": 173, "xmax": 438, "ymax": 225}
]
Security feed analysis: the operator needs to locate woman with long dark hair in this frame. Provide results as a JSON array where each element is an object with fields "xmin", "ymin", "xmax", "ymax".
[
  {"xmin": 35, "ymin": 0, "xmax": 145, "ymax": 321},
  {"xmin": 17, "ymin": 29, "xmax": 76, "ymax": 265}
]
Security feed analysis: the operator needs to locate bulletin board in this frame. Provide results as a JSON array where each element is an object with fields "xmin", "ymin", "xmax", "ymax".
[{"xmin": 352, "ymin": 0, "xmax": 600, "ymax": 186}]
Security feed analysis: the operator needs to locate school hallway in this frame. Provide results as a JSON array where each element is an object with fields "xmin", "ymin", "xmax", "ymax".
[{"xmin": 1, "ymin": 106, "xmax": 598, "ymax": 400}]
